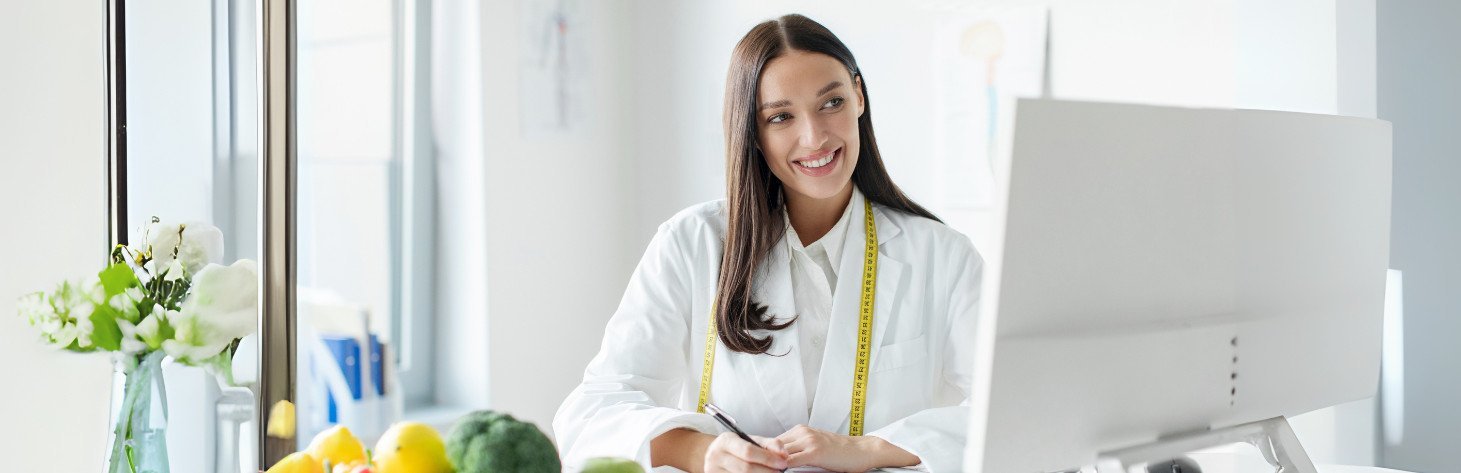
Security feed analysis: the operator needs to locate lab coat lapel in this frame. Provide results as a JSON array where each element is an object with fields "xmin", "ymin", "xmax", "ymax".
[
  {"xmin": 748, "ymin": 239, "xmax": 810, "ymax": 432},
  {"xmin": 808, "ymin": 204, "xmax": 906, "ymax": 433}
]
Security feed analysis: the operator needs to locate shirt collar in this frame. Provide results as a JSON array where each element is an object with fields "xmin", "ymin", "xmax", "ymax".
[{"xmin": 784, "ymin": 186, "xmax": 862, "ymax": 270}]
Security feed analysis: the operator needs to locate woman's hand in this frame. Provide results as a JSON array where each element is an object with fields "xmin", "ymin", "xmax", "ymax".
[
  {"xmin": 775, "ymin": 424, "xmax": 920, "ymax": 472},
  {"xmin": 703, "ymin": 432, "xmax": 789, "ymax": 473}
]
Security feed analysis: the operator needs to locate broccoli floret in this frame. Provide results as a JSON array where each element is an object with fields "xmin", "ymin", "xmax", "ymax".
[{"xmin": 446, "ymin": 410, "xmax": 562, "ymax": 473}]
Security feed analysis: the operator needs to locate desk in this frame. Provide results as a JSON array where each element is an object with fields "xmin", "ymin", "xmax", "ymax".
[
  {"xmin": 652, "ymin": 458, "xmax": 1413, "ymax": 472},
  {"xmin": 1185, "ymin": 450, "xmax": 1413, "ymax": 473},
  {"xmin": 652, "ymin": 468, "xmax": 921, "ymax": 472}
]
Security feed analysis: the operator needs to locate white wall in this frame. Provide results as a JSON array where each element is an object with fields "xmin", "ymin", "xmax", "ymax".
[
  {"xmin": 622, "ymin": 0, "xmax": 1253, "ymax": 243},
  {"xmin": 0, "ymin": 2, "xmax": 114, "ymax": 471},
  {"xmin": 464, "ymin": 0, "xmax": 640, "ymax": 431},
  {"xmin": 1375, "ymin": 0, "xmax": 1461, "ymax": 470}
]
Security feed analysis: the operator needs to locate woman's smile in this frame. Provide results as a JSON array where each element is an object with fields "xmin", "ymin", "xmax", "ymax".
[{"xmin": 794, "ymin": 147, "xmax": 841, "ymax": 177}]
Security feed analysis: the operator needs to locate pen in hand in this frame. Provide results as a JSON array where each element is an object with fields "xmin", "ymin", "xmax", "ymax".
[
  {"xmin": 705, "ymin": 402, "xmax": 788, "ymax": 471},
  {"xmin": 705, "ymin": 402, "xmax": 763, "ymax": 448}
]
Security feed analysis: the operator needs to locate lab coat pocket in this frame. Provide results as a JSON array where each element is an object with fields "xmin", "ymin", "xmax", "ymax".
[{"xmin": 873, "ymin": 333, "xmax": 928, "ymax": 373}]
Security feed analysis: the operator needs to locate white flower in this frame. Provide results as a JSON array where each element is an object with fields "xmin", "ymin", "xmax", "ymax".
[
  {"xmin": 108, "ymin": 287, "xmax": 144, "ymax": 323},
  {"xmin": 39, "ymin": 279, "xmax": 102, "ymax": 349},
  {"xmin": 138, "ymin": 259, "xmax": 158, "ymax": 285},
  {"xmin": 163, "ymin": 259, "xmax": 257, "ymax": 364},
  {"xmin": 164, "ymin": 259, "xmax": 186, "ymax": 282},
  {"xmin": 17, "ymin": 292, "xmax": 52, "ymax": 329},
  {"xmin": 78, "ymin": 276, "xmax": 106, "ymax": 306},
  {"xmin": 136, "ymin": 308, "xmax": 170, "ymax": 350},
  {"xmin": 17, "ymin": 292, "xmax": 74, "ymax": 347},
  {"xmin": 146, "ymin": 221, "xmax": 223, "ymax": 277},
  {"xmin": 19, "ymin": 275, "xmax": 116, "ymax": 349},
  {"xmin": 115, "ymin": 319, "xmax": 148, "ymax": 355}
]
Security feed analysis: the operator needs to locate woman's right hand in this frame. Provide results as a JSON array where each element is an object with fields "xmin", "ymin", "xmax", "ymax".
[{"xmin": 703, "ymin": 432, "xmax": 789, "ymax": 473}]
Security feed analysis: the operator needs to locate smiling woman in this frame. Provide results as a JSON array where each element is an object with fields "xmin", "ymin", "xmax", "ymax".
[
  {"xmin": 553, "ymin": 13, "xmax": 983, "ymax": 473},
  {"xmin": 717, "ymin": 14, "xmax": 942, "ymax": 358}
]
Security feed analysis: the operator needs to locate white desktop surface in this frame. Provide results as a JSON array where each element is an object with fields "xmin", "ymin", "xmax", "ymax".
[
  {"xmin": 656, "ymin": 464, "xmax": 1407, "ymax": 472},
  {"xmin": 1187, "ymin": 450, "xmax": 1412, "ymax": 473},
  {"xmin": 654, "ymin": 464, "xmax": 1402, "ymax": 470},
  {"xmin": 649, "ymin": 445, "xmax": 1411, "ymax": 472},
  {"xmin": 653, "ymin": 468, "xmax": 922, "ymax": 472}
]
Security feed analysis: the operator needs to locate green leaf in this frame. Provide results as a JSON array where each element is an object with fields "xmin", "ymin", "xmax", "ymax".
[
  {"xmin": 209, "ymin": 351, "xmax": 236, "ymax": 385},
  {"xmin": 156, "ymin": 318, "xmax": 176, "ymax": 344},
  {"xmin": 62, "ymin": 338, "xmax": 93, "ymax": 353},
  {"xmin": 89, "ymin": 304, "xmax": 123, "ymax": 352},
  {"xmin": 99, "ymin": 263, "xmax": 138, "ymax": 297}
]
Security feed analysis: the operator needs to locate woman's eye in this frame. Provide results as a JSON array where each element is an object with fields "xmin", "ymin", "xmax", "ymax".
[
  {"xmin": 822, "ymin": 97, "xmax": 845, "ymax": 109},
  {"xmin": 767, "ymin": 113, "xmax": 791, "ymax": 124}
]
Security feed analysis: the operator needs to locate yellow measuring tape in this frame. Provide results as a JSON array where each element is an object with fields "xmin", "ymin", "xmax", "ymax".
[{"xmin": 698, "ymin": 200, "xmax": 878, "ymax": 436}]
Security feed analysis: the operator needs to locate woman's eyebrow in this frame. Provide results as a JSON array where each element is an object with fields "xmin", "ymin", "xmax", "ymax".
[
  {"xmin": 759, "ymin": 81, "xmax": 846, "ymax": 111},
  {"xmin": 760, "ymin": 99, "xmax": 792, "ymax": 110},
  {"xmin": 815, "ymin": 80, "xmax": 843, "ymax": 96}
]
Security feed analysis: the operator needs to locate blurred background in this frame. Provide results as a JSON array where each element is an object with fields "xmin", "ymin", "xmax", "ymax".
[{"xmin": 2, "ymin": 0, "xmax": 1458, "ymax": 471}]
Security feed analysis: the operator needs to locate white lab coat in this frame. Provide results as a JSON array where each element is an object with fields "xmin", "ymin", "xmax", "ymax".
[{"xmin": 553, "ymin": 196, "xmax": 984, "ymax": 472}]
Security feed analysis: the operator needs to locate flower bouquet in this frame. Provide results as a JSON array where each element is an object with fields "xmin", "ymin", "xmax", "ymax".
[{"xmin": 16, "ymin": 219, "xmax": 258, "ymax": 473}]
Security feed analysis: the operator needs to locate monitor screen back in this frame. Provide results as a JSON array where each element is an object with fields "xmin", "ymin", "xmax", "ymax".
[{"xmin": 966, "ymin": 99, "xmax": 1392, "ymax": 473}]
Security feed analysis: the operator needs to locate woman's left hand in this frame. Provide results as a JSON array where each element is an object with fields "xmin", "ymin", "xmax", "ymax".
[{"xmin": 775, "ymin": 424, "xmax": 920, "ymax": 472}]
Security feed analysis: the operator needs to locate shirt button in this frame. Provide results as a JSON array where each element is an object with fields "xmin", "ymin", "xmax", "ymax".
[{"xmin": 812, "ymin": 336, "xmax": 824, "ymax": 347}]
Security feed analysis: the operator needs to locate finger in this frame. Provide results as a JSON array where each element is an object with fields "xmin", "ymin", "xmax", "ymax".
[
  {"xmin": 753, "ymin": 435, "xmax": 788, "ymax": 455},
  {"xmin": 774, "ymin": 431, "xmax": 798, "ymax": 444},
  {"xmin": 777, "ymin": 424, "xmax": 816, "ymax": 443},
  {"xmin": 716, "ymin": 455, "xmax": 783, "ymax": 473},
  {"xmin": 787, "ymin": 450, "xmax": 818, "ymax": 468},
  {"xmin": 727, "ymin": 438, "xmax": 789, "ymax": 470},
  {"xmin": 779, "ymin": 437, "xmax": 807, "ymax": 454}
]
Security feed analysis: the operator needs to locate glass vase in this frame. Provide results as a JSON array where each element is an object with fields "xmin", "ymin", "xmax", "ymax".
[{"xmin": 107, "ymin": 350, "xmax": 170, "ymax": 473}]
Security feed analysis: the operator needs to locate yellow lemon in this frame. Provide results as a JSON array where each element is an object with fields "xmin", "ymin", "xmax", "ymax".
[
  {"xmin": 374, "ymin": 422, "xmax": 453, "ymax": 473},
  {"xmin": 306, "ymin": 425, "xmax": 370, "ymax": 468},
  {"xmin": 266, "ymin": 452, "xmax": 326, "ymax": 473}
]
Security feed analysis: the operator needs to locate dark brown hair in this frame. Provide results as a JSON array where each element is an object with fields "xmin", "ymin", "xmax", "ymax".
[{"xmin": 717, "ymin": 14, "xmax": 941, "ymax": 354}]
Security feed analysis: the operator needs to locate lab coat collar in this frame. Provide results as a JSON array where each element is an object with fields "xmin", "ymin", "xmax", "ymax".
[{"xmin": 807, "ymin": 201, "xmax": 907, "ymax": 432}]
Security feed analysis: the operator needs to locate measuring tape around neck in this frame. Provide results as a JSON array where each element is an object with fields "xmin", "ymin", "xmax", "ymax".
[{"xmin": 697, "ymin": 199, "xmax": 879, "ymax": 436}]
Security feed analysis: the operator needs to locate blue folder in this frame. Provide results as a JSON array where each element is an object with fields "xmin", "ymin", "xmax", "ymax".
[
  {"xmin": 321, "ymin": 335, "xmax": 362, "ymax": 423},
  {"xmin": 369, "ymin": 334, "xmax": 386, "ymax": 396}
]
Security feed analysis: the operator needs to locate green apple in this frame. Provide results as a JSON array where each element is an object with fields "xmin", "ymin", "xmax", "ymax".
[{"xmin": 580, "ymin": 457, "xmax": 645, "ymax": 473}]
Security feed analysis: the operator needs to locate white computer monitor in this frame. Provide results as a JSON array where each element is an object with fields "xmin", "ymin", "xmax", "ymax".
[{"xmin": 964, "ymin": 99, "xmax": 1393, "ymax": 472}]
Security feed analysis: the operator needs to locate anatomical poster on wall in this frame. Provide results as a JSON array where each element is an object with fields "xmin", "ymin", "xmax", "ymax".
[
  {"xmin": 934, "ymin": 6, "xmax": 1048, "ymax": 209},
  {"xmin": 519, "ymin": 0, "xmax": 587, "ymax": 139}
]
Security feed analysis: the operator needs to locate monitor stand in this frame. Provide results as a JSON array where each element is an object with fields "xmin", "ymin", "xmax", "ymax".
[{"xmin": 1092, "ymin": 416, "xmax": 1318, "ymax": 473}]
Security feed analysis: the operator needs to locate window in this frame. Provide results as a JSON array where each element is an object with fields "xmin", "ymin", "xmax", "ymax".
[
  {"xmin": 124, "ymin": 0, "xmax": 439, "ymax": 464},
  {"xmin": 294, "ymin": 0, "xmax": 437, "ymax": 443}
]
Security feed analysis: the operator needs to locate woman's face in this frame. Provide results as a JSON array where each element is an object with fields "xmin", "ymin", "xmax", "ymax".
[{"xmin": 756, "ymin": 50, "xmax": 865, "ymax": 203}]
